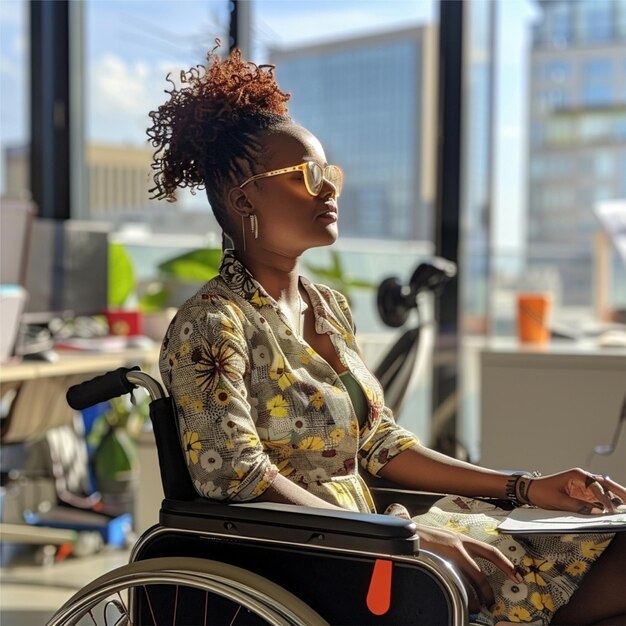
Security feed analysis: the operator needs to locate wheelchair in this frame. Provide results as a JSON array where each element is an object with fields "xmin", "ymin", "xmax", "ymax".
[{"xmin": 46, "ymin": 366, "xmax": 473, "ymax": 626}]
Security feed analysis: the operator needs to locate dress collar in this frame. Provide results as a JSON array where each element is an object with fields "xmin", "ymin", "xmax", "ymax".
[{"xmin": 218, "ymin": 248, "xmax": 345, "ymax": 338}]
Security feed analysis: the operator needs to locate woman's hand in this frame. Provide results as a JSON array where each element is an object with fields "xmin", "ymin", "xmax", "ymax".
[
  {"xmin": 417, "ymin": 525, "xmax": 520, "ymax": 612},
  {"xmin": 525, "ymin": 469, "xmax": 626, "ymax": 514}
]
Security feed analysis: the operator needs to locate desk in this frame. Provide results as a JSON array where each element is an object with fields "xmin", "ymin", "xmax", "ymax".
[
  {"xmin": 0, "ymin": 347, "xmax": 160, "ymax": 442},
  {"xmin": 480, "ymin": 340, "xmax": 626, "ymax": 483}
]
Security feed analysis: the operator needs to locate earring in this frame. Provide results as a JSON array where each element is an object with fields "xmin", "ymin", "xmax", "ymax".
[
  {"xmin": 241, "ymin": 214, "xmax": 246, "ymax": 252},
  {"xmin": 250, "ymin": 214, "xmax": 259, "ymax": 240}
]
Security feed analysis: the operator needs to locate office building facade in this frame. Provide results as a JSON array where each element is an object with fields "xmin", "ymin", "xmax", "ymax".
[
  {"xmin": 271, "ymin": 26, "xmax": 437, "ymax": 241},
  {"xmin": 3, "ymin": 144, "xmax": 154, "ymax": 218},
  {"xmin": 527, "ymin": 0, "xmax": 626, "ymax": 305}
]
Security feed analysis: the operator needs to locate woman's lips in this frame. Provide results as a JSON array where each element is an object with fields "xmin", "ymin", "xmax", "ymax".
[{"xmin": 317, "ymin": 200, "xmax": 338, "ymax": 222}]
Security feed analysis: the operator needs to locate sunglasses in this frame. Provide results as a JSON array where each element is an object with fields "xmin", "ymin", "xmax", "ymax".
[{"xmin": 239, "ymin": 161, "xmax": 344, "ymax": 197}]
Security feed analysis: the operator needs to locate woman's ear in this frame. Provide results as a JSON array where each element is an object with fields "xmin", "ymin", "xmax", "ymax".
[{"xmin": 227, "ymin": 187, "xmax": 254, "ymax": 217}]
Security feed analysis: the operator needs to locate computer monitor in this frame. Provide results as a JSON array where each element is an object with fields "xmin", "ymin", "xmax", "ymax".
[
  {"xmin": 0, "ymin": 199, "xmax": 35, "ymax": 285},
  {"xmin": 22, "ymin": 218, "xmax": 110, "ymax": 323}
]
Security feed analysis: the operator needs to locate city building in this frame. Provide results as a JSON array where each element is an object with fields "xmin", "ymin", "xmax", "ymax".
[
  {"xmin": 527, "ymin": 0, "xmax": 626, "ymax": 305},
  {"xmin": 270, "ymin": 26, "xmax": 437, "ymax": 241},
  {"xmin": 3, "ymin": 143, "xmax": 154, "ymax": 218}
]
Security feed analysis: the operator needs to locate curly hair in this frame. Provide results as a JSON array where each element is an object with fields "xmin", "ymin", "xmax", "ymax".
[{"xmin": 147, "ymin": 44, "xmax": 291, "ymax": 232}]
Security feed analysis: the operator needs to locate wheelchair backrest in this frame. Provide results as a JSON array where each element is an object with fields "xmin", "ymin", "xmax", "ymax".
[{"xmin": 149, "ymin": 396, "xmax": 198, "ymax": 501}]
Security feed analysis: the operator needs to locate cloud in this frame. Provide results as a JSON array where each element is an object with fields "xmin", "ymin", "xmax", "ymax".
[{"xmin": 90, "ymin": 53, "xmax": 171, "ymax": 144}]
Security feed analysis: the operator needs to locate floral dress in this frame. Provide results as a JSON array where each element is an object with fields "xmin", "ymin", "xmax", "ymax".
[
  {"xmin": 159, "ymin": 248, "xmax": 614, "ymax": 626},
  {"xmin": 159, "ymin": 248, "xmax": 418, "ymax": 512}
]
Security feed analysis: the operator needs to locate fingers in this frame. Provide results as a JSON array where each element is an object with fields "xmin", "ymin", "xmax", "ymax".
[
  {"xmin": 468, "ymin": 538, "xmax": 519, "ymax": 583},
  {"xmin": 552, "ymin": 490, "xmax": 605, "ymax": 515},
  {"xmin": 462, "ymin": 538, "xmax": 521, "ymax": 609},
  {"xmin": 455, "ymin": 546, "xmax": 495, "ymax": 609},
  {"xmin": 595, "ymin": 475, "xmax": 626, "ymax": 506},
  {"xmin": 584, "ymin": 476, "xmax": 617, "ymax": 512}
]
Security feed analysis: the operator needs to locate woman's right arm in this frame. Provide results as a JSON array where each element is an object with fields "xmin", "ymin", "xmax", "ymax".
[{"xmin": 253, "ymin": 473, "xmax": 343, "ymax": 509}]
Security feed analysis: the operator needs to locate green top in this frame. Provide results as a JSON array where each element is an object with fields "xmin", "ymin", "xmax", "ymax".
[{"xmin": 338, "ymin": 371, "xmax": 368, "ymax": 427}]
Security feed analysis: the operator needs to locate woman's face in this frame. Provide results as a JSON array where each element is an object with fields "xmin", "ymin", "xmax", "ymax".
[{"xmin": 231, "ymin": 124, "xmax": 339, "ymax": 257}]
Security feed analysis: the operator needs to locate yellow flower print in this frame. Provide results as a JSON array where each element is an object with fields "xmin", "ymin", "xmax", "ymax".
[
  {"xmin": 297, "ymin": 436, "xmax": 325, "ymax": 451},
  {"xmin": 182, "ymin": 431, "xmax": 202, "ymax": 465},
  {"xmin": 251, "ymin": 290, "xmax": 271, "ymax": 307},
  {"xmin": 214, "ymin": 388, "xmax": 231, "ymax": 406},
  {"xmin": 329, "ymin": 428, "xmax": 345, "ymax": 443},
  {"xmin": 484, "ymin": 526, "xmax": 499, "ymax": 536},
  {"xmin": 179, "ymin": 342, "xmax": 191, "ymax": 357},
  {"xmin": 220, "ymin": 312, "xmax": 244, "ymax": 340},
  {"xmin": 492, "ymin": 600, "xmax": 506, "ymax": 616},
  {"xmin": 276, "ymin": 459, "xmax": 295, "ymax": 477},
  {"xmin": 263, "ymin": 438, "xmax": 294, "ymax": 458},
  {"xmin": 581, "ymin": 538, "xmax": 611, "ymax": 560},
  {"xmin": 227, "ymin": 468, "xmax": 246, "ymax": 494},
  {"xmin": 226, "ymin": 439, "xmax": 234, "ymax": 450},
  {"xmin": 192, "ymin": 400, "xmax": 204, "ymax": 413},
  {"xmin": 349, "ymin": 420, "xmax": 359, "ymax": 437},
  {"xmin": 327, "ymin": 482, "xmax": 356, "ymax": 509},
  {"xmin": 300, "ymin": 346, "xmax": 317, "ymax": 365},
  {"xmin": 444, "ymin": 519, "xmax": 468, "ymax": 534},
  {"xmin": 565, "ymin": 560, "xmax": 588, "ymax": 576},
  {"xmin": 309, "ymin": 391, "xmax": 325, "ymax": 410},
  {"xmin": 522, "ymin": 556, "xmax": 553, "ymax": 587},
  {"xmin": 179, "ymin": 395, "xmax": 192, "ymax": 408},
  {"xmin": 530, "ymin": 591, "xmax": 555, "ymax": 613},
  {"xmin": 269, "ymin": 355, "xmax": 296, "ymax": 390},
  {"xmin": 252, "ymin": 480, "xmax": 271, "ymax": 496},
  {"xmin": 266, "ymin": 395, "xmax": 289, "ymax": 418},
  {"xmin": 244, "ymin": 433, "xmax": 260, "ymax": 448},
  {"xmin": 508, "ymin": 606, "xmax": 532, "ymax": 622},
  {"xmin": 361, "ymin": 438, "xmax": 374, "ymax": 452}
]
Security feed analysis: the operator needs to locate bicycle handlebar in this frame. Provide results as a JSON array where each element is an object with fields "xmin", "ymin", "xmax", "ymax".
[{"xmin": 66, "ymin": 366, "xmax": 140, "ymax": 410}]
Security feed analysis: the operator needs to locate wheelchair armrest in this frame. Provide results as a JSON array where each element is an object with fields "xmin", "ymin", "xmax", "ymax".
[
  {"xmin": 159, "ymin": 497, "xmax": 420, "ymax": 555},
  {"xmin": 369, "ymin": 486, "xmax": 445, "ymax": 516}
]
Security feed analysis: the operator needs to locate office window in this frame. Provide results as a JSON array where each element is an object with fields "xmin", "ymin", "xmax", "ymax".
[
  {"xmin": 84, "ymin": 0, "xmax": 229, "ymax": 225},
  {"xmin": 581, "ymin": 58, "xmax": 614, "ymax": 107},
  {"xmin": 0, "ymin": 1, "xmax": 29, "ymax": 201},
  {"xmin": 577, "ymin": 0, "xmax": 613, "ymax": 44},
  {"xmin": 546, "ymin": 60, "xmax": 571, "ymax": 82},
  {"xmin": 549, "ymin": 1, "xmax": 572, "ymax": 47}
]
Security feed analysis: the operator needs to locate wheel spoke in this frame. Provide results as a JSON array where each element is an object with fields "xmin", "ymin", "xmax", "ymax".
[{"xmin": 229, "ymin": 604, "xmax": 242, "ymax": 626}]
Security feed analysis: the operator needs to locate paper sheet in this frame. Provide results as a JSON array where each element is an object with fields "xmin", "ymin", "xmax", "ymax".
[{"xmin": 498, "ymin": 507, "xmax": 626, "ymax": 534}]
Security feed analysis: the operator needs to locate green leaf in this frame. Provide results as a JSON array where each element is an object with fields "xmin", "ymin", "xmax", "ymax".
[
  {"xmin": 108, "ymin": 243, "xmax": 136, "ymax": 308},
  {"xmin": 138, "ymin": 283, "xmax": 169, "ymax": 313},
  {"xmin": 158, "ymin": 248, "xmax": 222, "ymax": 282}
]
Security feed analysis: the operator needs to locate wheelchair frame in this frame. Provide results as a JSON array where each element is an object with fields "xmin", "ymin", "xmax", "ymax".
[{"xmin": 46, "ymin": 367, "xmax": 471, "ymax": 625}]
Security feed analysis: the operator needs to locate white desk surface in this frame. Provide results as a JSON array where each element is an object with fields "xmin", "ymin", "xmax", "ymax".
[{"xmin": 481, "ymin": 338, "xmax": 626, "ymax": 368}]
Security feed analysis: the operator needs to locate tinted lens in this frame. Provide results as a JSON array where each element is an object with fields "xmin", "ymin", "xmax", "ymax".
[
  {"xmin": 325, "ymin": 165, "xmax": 343, "ymax": 196},
  {"xmin": 304, "ymin": 162, "xmax": 324, "ymax": 195}
]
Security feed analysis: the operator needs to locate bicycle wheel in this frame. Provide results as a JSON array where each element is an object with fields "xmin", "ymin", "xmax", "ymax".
[{"xmin": 46, "ymin": 556, "xmax": 328, "ymax": 626}]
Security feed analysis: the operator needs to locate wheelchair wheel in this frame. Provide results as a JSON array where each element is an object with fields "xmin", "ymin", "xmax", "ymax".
[{"xmin": 46, "ymin": 556, "xmax": 328, "ymax": 626}]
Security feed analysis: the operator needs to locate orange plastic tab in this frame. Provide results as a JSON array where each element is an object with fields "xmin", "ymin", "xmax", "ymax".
[{"xmin": 366, "ymin": 558, "xmax": 393, "ymax": 615}]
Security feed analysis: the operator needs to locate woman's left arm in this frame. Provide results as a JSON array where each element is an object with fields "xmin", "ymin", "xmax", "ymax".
[
  {"xmin": 379, "ymin": 445, "xmax": 626, "ymax": 513},
  {"xmin": 378, "ymin": 443, "xmax": 512, "ymax": 499}
]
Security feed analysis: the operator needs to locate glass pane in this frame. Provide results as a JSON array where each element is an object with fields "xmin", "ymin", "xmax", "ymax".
[
  {"xmin": 0, "ymin": 0, "xmax": 29, "ymax": 202},
  {"xmin": 254, "ymin": 0, "xmax": 437, "ymax": 440}
]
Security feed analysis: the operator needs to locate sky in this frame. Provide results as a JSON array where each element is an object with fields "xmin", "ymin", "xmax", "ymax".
[{"xmin": 0, "ymin": 0, "xmax": 536, "ymax": 252}]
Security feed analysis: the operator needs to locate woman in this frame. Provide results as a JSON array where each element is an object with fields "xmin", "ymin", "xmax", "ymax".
[{"xmin": 148, "ymin": 47, "xmax": 625, "ymax": 625}]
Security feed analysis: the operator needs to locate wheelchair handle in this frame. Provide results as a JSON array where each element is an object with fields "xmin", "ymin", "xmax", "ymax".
[{"xmin": 67, "ymin": 366, "xmax": 142, "ymax": 410}]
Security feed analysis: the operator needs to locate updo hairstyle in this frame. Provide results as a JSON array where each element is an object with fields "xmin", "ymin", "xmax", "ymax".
[{"xmin": 147, "ymin": 44, "xmax": 291, "ymax": 233}]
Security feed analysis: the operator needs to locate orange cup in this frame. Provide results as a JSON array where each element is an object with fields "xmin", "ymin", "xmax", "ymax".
[{"xmin": 516, "ymin": 293, "xmax": 551, "ymax": 345}]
